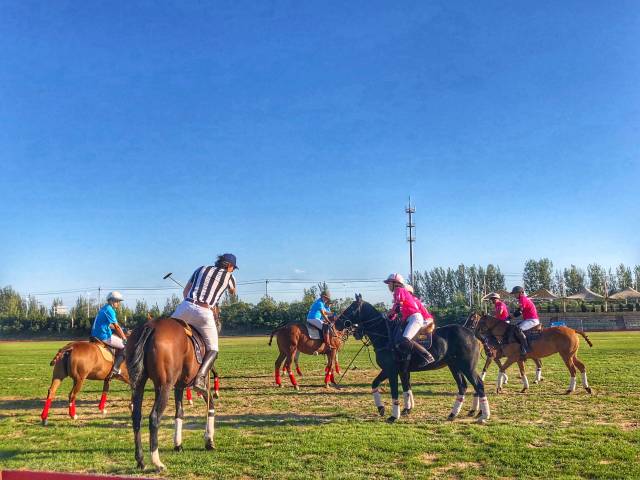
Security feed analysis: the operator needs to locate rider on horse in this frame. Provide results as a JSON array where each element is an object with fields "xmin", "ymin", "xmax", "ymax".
[
  {"xmin": 384, "ymin": 274, "xmax": 434, "ymax": 366},
  {"xmin": 510, "ymin": 286, "xmax": 540, "ymax": 358},
  {"xmin": 172, "ymin": 253, "xmax": 238, "ymax": 394},
  {"xmin": 307, "ymin": 289, "xmax": 334, "ymax": 354},
  {"xmin": 91, "ymin": 291, "xmax": 127, "ymax": 379}
]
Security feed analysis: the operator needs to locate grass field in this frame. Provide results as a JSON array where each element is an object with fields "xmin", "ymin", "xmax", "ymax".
[{"xmin": 1, "ymin": 332, "xmax": 639, "ymax": 479}]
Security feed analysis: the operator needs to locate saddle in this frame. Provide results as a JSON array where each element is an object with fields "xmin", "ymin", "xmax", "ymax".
[
  {"xmin": 524, "ymin": 327, "xmax": 543, "ymax": 343},
  {"xmin": 171, "ymin": 318, "xmax": 205, "ymax": 365},
  {"xmin": 304, "ymin": 323, "xmax": 322, "ymax": 340},
  {"xmin": 89, "ymin": 337, "xmax": 115, "ymax": 363}
]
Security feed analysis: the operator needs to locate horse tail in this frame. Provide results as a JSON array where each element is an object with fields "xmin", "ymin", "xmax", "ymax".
[
  {"xmin": 127, "ymin": 323, "xmax": 154, "ymax": 389},
  {"xmin": 50, "ymin": 342, "xmax": 74, "ymax": 367},
  {"xmin": 575, "ymin": 329, "xmax": 593, "ymax": 348},
  {"xmin": 268, "ymin": 321, "xmax": 289, "ymax": 346}
]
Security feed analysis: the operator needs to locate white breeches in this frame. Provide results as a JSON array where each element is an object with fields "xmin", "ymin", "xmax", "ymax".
[
  {"xmin": 518, "ymin": 319, "xmax": 540, "ymax": 331},
  {"xmin": 172, "ymin": 300, "xmax": 218, "ymax": 351},
  {"xmin": 403, "ymin": 313, "xmax": 428, "ymax": 339},
  {"xmin": 307, "ymin": 317, "xmax": 324, "ymax": 331},
  {"xmin": 103, "ymin": 335, "xmax": 125, "ymax": 349}
]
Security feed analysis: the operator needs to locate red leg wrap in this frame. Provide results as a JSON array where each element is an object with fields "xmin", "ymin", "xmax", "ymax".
[
  {"xmin": 275, "ymin": 369, "xmax": 282, "ymax": 386},
  {"xmin": 186, "ymin": 388, "xmax": 192, "ymax": 401},
  {"xmin": 98, "ymin": 392, "xmax": 107, "ymax": 411},
  {"xmin": 330, "ymin": 372, "xmax": 336, "ymax": 384},
  {"xmin": 324, "ymin": 372, "xmax": 331, "ymax": 385},
  {"xmin": 296, "ymin": 366, "xmax": 302, "ymax": 376},
  {"xmin": 41, "ymin": 398, "xmax": 52, "ymax": 421},
  {"xmin": 288, "ymin": 373, "xmax": 298, "ymax": 386},
  {"xmin": 69, "ymin": 401, "xmax": 76, "ymax": 418},
  {"xmin": 214, "ymin": 377, "xmax": 220, "ymax": 393}
]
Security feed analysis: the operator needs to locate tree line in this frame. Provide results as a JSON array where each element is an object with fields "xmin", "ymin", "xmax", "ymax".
[{"xmin": 2, "ymin": 261, "xmax": 639, "ymax": 336}]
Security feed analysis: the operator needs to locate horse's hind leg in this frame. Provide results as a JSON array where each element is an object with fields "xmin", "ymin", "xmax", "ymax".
[
  {"xmin": 212, "ymin": 368, "xmax": 220, "ymax": 399},
  {"xmin": 149, "ymin": 384, "xmax": 171, "ymax": 471},
  {"xmin": 173, "ymin": 387, "xmax": 185, "ymax": 452},
  {"xmin": 285, "ymin": 349, "xmax": 299, "ymax": 390},
  {"xmin": 461, "ymin": 364, "xmax": 490, "ymax": 424},
  {"xmin": 518, "ymin": 360, "xmax": 530, "ymax": 393},
  {"xmin": 534, "ymin": 358, "xmax": 544, "ymax": 384},
  {"xmin": 41, "ymin": 369, "xmax": 64, "ymax": 425},
  {"xmin": 400, "ymin": 371, "xmax": 414, "ymax": 416},
  {"xmin": 447, "ymin": 366, "xmax": 466, "ymax": 420},
  {"xmin": 385, "ymin": 365, "xmax": 401, "ymax": 423},
  {"xmin": 68, "ymin": 377, "xmax": 85, "ymax": 420},
  {"xmin": 200, "ymin": 387, "xmax": 216, "ymax": 450},
  {"xmin": 572, "ymin": 355, "xmax": 591, "ymax": 394},
  {"xmin": 274, "ymin": 352, "xmax": 286, "ymax": 387},
  {"xmin": 294, "ymin": 351, "xmax": 302, "ymax": 376},
  {"xmin": 480, "ymin": 356, "xmax": 491, "ymax": 381},
  {"xmin": 371, "ymin": 370, "xmax": 387, "ymax": 417},
  {"xmin": 561, "ymin": 354, "xmax": 578, "ymax": 394},
  {"xmin": 132, "ymin": 377, "xmax": 147, "ymax": 470},
  {"xmin": 98, "ymin": 379, "xmax": 109, "ymax": 415}
]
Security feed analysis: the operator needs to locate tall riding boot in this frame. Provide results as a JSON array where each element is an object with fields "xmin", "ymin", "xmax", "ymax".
[
  {"xmin": 108, "ymin": 349, "xmax": 126, "ymax": 380},
  {"xmin": 514, "ymin": 328, "xmax": 529, "ymax": 359},
  {"xmin": 193, "ymin": 350, "xmax": 218, "ymax": 394},
  {"xmin": 322, "ymin": 324, "xmax": 333, "ymax": 352},
  {"xmin": 410, "ymin": 338, "xmax": 435, "ymax": 364}
]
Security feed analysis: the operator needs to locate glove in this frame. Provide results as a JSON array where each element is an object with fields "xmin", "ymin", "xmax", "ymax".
[{"xmin": 513, "ymin": 308, "xmax": 522, "ymax": 318}]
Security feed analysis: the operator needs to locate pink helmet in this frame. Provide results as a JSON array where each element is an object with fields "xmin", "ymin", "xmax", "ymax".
[{"xmin": 383, "ymin": 273, "xmax": 405, "ymax": 285}]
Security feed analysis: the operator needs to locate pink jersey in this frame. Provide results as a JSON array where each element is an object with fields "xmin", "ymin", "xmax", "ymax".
[
  {"xmin": 413, "ymin": 295, "xmax": 434, "ymax": 321},
  {"xmin": 391, "ymin": 287, "xmax": 421, "ymax": 321},
  {"xmin": 519, "ymin": 295, "xmax": 539, "ymax": 320},
  {"xmin": 494, "ymin": 300, "xmax": 509, "ymax": 321}
]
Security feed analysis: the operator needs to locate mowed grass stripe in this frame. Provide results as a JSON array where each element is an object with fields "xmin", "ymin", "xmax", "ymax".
[{"xmin": 0, "ymin": 332, "xmax": 639, "ymax": 479}]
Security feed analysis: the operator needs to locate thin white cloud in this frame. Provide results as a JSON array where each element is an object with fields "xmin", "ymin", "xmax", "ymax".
[{"xmin": 293, "ymin": 268, "xmax": 305, "ymax": 274}]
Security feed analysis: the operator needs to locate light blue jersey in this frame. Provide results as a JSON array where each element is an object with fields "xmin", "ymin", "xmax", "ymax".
[
  {"xmin": 91, "ymin": 304, "xmax": 118, "ymax": 341},
  {"xmin": 307, "ymin": 298, "xmax": 330, "ymax": 321}
]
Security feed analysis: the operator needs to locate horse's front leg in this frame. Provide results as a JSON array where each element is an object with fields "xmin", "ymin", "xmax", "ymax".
[
  {"xmin": 386, "ymin": 366, "xmax": 401, "ymax": 424},
  {"xmin": 371, "ymin": 370, "xmax": 387, "ymax": 417},
  {"xmin": 497, "ymin": 357, "xmax": 517, "ymax": 393},
  {"xmin": 533, "ymin": 358, "xmax": 543, "ymax": 383},
  {"xmin": 518, "ymin": 360, "xmax": 529, "ymax": 393}
]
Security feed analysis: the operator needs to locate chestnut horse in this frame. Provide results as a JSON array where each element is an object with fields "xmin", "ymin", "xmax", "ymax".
[
  {"xmin": 268, "ymin": 321, "xmax": 345, "ymax": 389},
  {"xmin": 475, "ymin": 313, "xmax": 593, "ymax": 394},
  {"xmin": 126, "ymin": 317, "xmax": 215, "ymax": 472},
  {"xmin": 40, "ymin": 340, "xmax": 130, "ymax": 425}
]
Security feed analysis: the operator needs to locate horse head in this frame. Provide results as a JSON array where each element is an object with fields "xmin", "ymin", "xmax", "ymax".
[{"xmin": 334, "ymin": 294, "xmax": 364, "ymax": 332}]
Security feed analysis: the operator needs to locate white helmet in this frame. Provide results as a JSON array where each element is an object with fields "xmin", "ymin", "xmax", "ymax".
[
  {"xmin": 487, "ymin": 292, "xmax": 501, "ymax": 300},
  {"xmin": 404, "ymin": 284, "xmax": 414, "ymax": 294},
  {"xmin": 383, "ymin": 273, "xmax": 405, "ymax": 285},
  {"xmin": 107, "ymin": 291, "xmax": 124, "ymax": 302}
]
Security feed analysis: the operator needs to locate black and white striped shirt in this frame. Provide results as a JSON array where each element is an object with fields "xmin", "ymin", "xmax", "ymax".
[{"xmin": 187, "ymin": 266, "xmax": 236, "ymax": 306}]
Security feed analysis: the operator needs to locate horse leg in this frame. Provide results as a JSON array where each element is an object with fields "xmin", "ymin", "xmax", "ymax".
[
  {"xmin": 561, "ymin": 354, "xmax": 577, "ymax": 394},
  {"xmin": 400, "ymin": 370, "xmax": 413, "ymax": 416},
  {"xmin": 447, "ymin": 366, "xmax": 466, "ymax": 420},
  {"xmin": 496, "ymin": 357, "xmax": 516, "ymax": 394},
  {"xmin": 98, "ymin": 379, "xmax": 109, "ymax": 415},
  {"xmin": 186, "ymin": 387, "xmax": 193, "ymax": 405},
  {"xmin": 41, "ymin": 375, "xmax": 63, "ymax": 426},
  {"xmin": 334, "ymin": 352, "xmax": 341, "ymax": 374},
  {"xmin": 371, "ymin": 370, "xmax": 387, "ymax": 417},
  {"xmin": 324, "ymin": 350, "xmax": 336, "ymax": 387},
  {"xmin": 294, "ymin": 351, "xmax": 303, "ymax": 376},
  {"xmin": 534, "ymin": 358, "xmax": 544, "ymax": 384},
  {"xmin": 460, "ymin": 364, "xmax": 490, "ymax": 424},
  {"xmin": 212, "ymin": 368, "xmax": 220, "ymax": 399},
  {"xmin": 68, "ymin": 377, "xmax": 84, "ymax": 420},
  {"xmin": 274, "ymin": 352, "xmax": 286, "ymax": 387},
  {"xmin": 149, "ymin": 384, "xmax": 171, "ymax": 471},
  {"xmin": 518, "ymin": 360, "xmax": 530, "ymax": 393},
  {"xmin": 132, "ymin": 376, "xmax": 147, "ymax": 470},
  {"xmin": 573, "ymin": 355, "xmax": 591, "ymax": 394},
  {"xmin": 386, "ymin": 367, "xmax": 401, "ymax": 423},
  {"xmin": 200, "ymin": 387, "xmax": 215, "ymax": 450},
  {"xmin": 494, "ymin": 358, "xmax": 508, "ymax": 384},
  {"xmin": 173, "ymin": 387, "xmax": 185, "ymax": 452},
  {"xmin": 285, "ymin": 349, "xmax": 299, "ymax": 390},
  {"xmin": 480, "ymin": 356, "xmax": 491, "ymax": 381}
]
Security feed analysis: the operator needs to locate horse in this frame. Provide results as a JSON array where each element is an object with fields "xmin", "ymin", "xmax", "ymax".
[
  {"xmin": 463, "ymin": 313, "xmax": 543, "ymax": 385},
  {"xmin": 126, "ymin": 317, "xmax": 215, "ymax": 472},
  {"xmin": 40, "ymin": 340, "xmax": 130, "ymax": 425},
  {"xmin": 475, "ymin": 313, "xmax": 593, "ymax": 394},
  {"xmin": 268, "ymin": 320, "xmax": 345, "ymax": 389},
  {"xmin": 335, "ymin": 295, "xmax": 490, "ymax": 424}
]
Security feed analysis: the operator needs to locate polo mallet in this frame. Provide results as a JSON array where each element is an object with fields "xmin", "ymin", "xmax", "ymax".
[{"xmin": 163, "ymin": 272, "xmax": 184, "ymax": 288}]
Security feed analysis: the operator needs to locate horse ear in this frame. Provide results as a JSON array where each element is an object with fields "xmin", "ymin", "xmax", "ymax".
[{"xmin": 357, "ymin": 293, "xmax": 363, "ymax": 302}]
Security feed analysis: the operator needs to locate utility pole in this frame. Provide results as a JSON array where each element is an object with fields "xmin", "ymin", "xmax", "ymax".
[
  {"xmin": 405, "ymin": 197, "xmax": 416, "ymax": 284},
  {"xmin": 98, "ymin": 286, "xmax": 101, "ymax": 307},
  {"xmin": 265, "ymin": 279, "xmax": 269, "ymax": 298}
]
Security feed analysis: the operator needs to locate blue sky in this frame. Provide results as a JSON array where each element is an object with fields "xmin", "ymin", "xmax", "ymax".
[{"xmin": 1, "ymin": 1, "xmax": 638, "ymax": 307}]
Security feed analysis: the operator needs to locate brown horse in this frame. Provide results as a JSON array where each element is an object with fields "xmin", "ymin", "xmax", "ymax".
[
  {"xmin": 40, "ymin": 340, "xmax": 130, "ymax": 425},
  {"xmin": 476, "ymin": 314, "xmax": 593, "ymax": 394},
  {"xmin": 127, "ymin": 317, "xmax": 214, "ymax": 472},
  {"xmin": 268, "ymin": 322, "xmax": 345, "ymax": 389}
]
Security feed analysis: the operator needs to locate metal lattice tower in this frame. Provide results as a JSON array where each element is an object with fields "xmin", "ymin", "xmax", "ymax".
[{"xmin": 406, "ymin": 197, "xmax": 416, "ymax": 284}]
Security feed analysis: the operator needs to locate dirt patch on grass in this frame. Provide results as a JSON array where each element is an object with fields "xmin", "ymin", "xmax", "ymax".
[
  {"xmin": 432, "ymin": 461, "xmax": 482, "ymax": 477},
  {"xmin": 419, "ymin": 453, "xmax": 438, "ymax": 465}
]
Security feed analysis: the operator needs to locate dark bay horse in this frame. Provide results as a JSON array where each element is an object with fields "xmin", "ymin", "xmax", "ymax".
[
  {"xmin": 335, "ymin": 296, "xmax": 490, "ymax": 423},
  {"xmin": 268, "ymin": 321, "xmax": 345, "ymax": 389},
  {"xmin": 475, "ymin": 313, "xmax": 593, "ymax": 394},
  {"xmin": 41, "ymin": 340, "xmax": 130, "ymax": 425},
  {"xmin": 126, "ymin": 317, "xmax": 215, "ymax": 472}
]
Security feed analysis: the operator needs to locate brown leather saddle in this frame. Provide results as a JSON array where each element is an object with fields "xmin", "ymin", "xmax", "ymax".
[
  {"xmin": 416, "ymin": 322, "xmax": 435, "ymax": 349},
  {"xmin": 171, "ymin": 318, "xmax": 206, "ymax": 365},
  {"xmin": 89, "ymin": 337, "xmax": 115, "ymax": 363}
]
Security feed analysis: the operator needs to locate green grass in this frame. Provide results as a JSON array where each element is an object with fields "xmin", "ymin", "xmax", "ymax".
[{"xmin": 1, "ymin": 332, "xmax": 639, "ymax": 479}]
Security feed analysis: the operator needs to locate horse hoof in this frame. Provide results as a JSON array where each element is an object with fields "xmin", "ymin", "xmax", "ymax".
[
  {"xmin": 128, "ymin": 403, "xmax": 133, "ymax": 413},
  {"xmin": 377, "ymin": 406, "xmax": 385, "ymax": 417},
  {"xmin": 205, "ymin": 440, "xmax": 216, "ymax": 451},
  {"xmin": 466, "ymin": 409, "xmax": 476, "ymax": 417},
  {"xmin": 276, "ymin": 383, "xmax": 282, "ymax": 388},
  {"xmin": 476, "ymin": 418, "xmax": 487, "ymax": 425},
  {"xmin": 188, "ymin": 400, "xmax": 194, "ymax": 405},
  {"xmin": 401, "ymin": 408, "xmax": 411, "ymax": 417},
  {"xmin": 386, "ymin": 416, "xmax": 397, "ymax": 424},
  {"xmin": 447, "ymin": 413, "xmax": 456, "ymax": 421},
  {"xmin": 475, "ymin": 411, "xmax": 482, "ymax": 419},
  {"xmin": 174, "ymin": 445, "xmax": 183, "ymax": 452},
  {"xmin": 495, "ymin": 388, "xmax": 501, "ymax": 394},
  {"xmin": 213, "ymin": 391, "xmax": 220, "ymax": 399},
  {"xmin": 100, "ymin": 409, "xmax": 107, "ymax": 416},
  {"xmin": 565, "ymin": 390, "xmax": 573, "ymax": 395},
  {"xmin": 585, "ymin": 387, "xmax": 593, "ymax": 395},
  {"xmin": 72, "ymin": 415, "xmax": 78, "ymax": 420},
  {"xmin": 294, "ymin": 385, "xmax": 300, "ymax": 391},
  {"xmin": 42, "ymin": 419, "xmax": 48, "ymax": 426},
  {"xmin": 136, "ymin": 461, "xmax": 145, "ymax": 470},
  {"xmin": 520, "ymin": 388, "xmax": 528, "ymax": 394},
  {"xmin": 155, "ymin": 464, "xmax": 166, "ymax": 473}
]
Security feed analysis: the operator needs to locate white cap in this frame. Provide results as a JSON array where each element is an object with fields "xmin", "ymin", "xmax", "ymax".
[
  {"xmin": 404, "ymin": 285, "xmax": 414, "ymax": 294},
  {"xmin": 107, "ymin": 291, "xmax": 124, "ymax": 302},
  {"xmin": 383, "ymin": 273, "xmax": 405, "ymax": 285}
]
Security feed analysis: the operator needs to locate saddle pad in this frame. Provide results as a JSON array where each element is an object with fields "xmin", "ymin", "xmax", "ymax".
[
  {"xmin": 96, "ymin": 343, "xmax": 115, "ymax": 363},
  {"xmin": 525, "ymin": 329, "xmax": 543, "ymax": 343},
  {"xmin": 305, "ymin": 323, "xmax": 322, "ymax": 340},
  {"xmin": 170, "ymin": 317, "xmax": 204, "ymax": 364}
]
